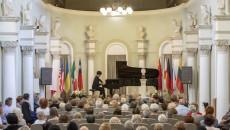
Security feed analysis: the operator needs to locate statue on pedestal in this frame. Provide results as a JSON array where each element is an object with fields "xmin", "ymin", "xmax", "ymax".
[
  {"xmin": 138, "ymin": 26, "xmax": 146, "ymax": 40},
  {"xmin": 87, "ymin": 25, "xmax": 95, "ymax": 40},
  {"xmin": 22, "ymin": 3, "xmax": 33, "ymax": 25},
  {"xmin": 52, "ymin": 18, "xmax": 61, "ymax": 38},
  {"xmin": 38, "ymin": 15, "xmax": 46, "ymax": 32},
  {"xmin": 187, "ymin": 12, "xmax": 195, "ymax": 31},
  {"xmin": 201, "ymin": 5, "xmax": 209, "ymax": 25},
  {"xmin": 172, "ymin": 19, "xmax": 181, "ymax": 38},
  {"xmin": 1, "ymin": 0, "xmax": 14, "ymax": 16},
  {"xmin": 218, "ymin": 0, "xmax": 225, "ymax": 15}
]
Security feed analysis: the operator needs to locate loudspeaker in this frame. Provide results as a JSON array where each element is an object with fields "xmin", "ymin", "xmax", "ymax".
[
  {"xmin": 181, "ymin": 67, "xmax": 192, "ymax": 84},
  {"xmin": 41, "ymin": 68, "xmax": 52, "ymax": 85}
]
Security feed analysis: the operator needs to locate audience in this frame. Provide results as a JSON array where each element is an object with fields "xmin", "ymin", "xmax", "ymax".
[
  {"xmin": 102, "ymin": 104, "xmax": 109, "ymax": 112},
  {"xmin": 143, "ymin": 109, "xmax": 151, "ymax": 118},
  {"xmin": 4, "ymin": 113, "xmax": 21, "ymax": 130},
  {"xmin": 174, "ymin": 121, "xmax": 186, "ymax": 130},
  {"xmin": 203, "ymin": 114, "xmax": 220, "ymax": 130},
  {"xmin": 86, "ymin": 115, "xmax": 95, "ymax": 123},
  {"xmin": 34, "ymin": 110, "xmax": 46, "ymax": 124},
  {"xmin": 59, "ymin": 103, "xmax": 65, "ymax": 110},
  {"xmin": 121, "ymin": 104, "xmax": 129, "ymax": 112},
  {"xmin": 200, "ymin": 106, "xmax": 218, "ymax": 128},
  {"xmin": 0, "ymin": 102, "xmax": 4, "ymax": 129},
  {"xmin": 150, "ymin": 103, "xmax": 160, "ymax": 115},
  {"xmin": 50, "ymin": 98, "xmax": 59, "ymax": 109},
  {"xmin": 124, "ymin": 120, "xmax": 133, "ymax": 130},
  {"xmin": 175, "ymin": 99, "xmax": 189, "ymax": 116},
  {"xmin": 161, "ymin": 103, "xmax": 168, "ymax": 111},
  {"xmin": 96, "ymin": 100, "xmax": 102, "ymax": 108},
  {"xmin": 99, "ymin": 123, "xmax": 111, "ymax": 130},
  {"xmin": 12, "ymin": 108, "xmax": 26, "ymax": 126},
  {"xmin": 70, "ymin": 99, "xmax": 77, "ymax": 107},
  {"xmin": 48, "ymin": 125, "xmax": 61, "ymax": 130},
  {"xmin": 136, "ymin": 126, "xmax": 148, "ymax": 130},
  {"xmin": 36, "ymin": 98, "xmax": 50, "ymax": 116},
  {"xmin": 22, "ymin": 93, "xmax": 33, "ymax": 124},
  {"xmin": 113, "ymin": 108, "xmax": 122, "ymax": 115},
  {"xmin": 154, "ymin": 123, "xmax": 164, "ymax": 130},
  {"xmin": 34, "ymin": 93, "xmax": 40, "ymax": 111},
  {"xmin": 218, "ymin": 104, "xmax": 230, "ymax": 130},
  {"xmin": 2, "ymin": 97, "xmax": 12, "ymax": 124},
  {"xmin": 158, "ymin": 114, "xmax": 168, "ymax": 123},
  {"xmin": 141, "ymin": 104, "xmax": 150, "ymax": 111},
  {"xmin": 67, "ymin": 121, "xmax": 78, "ymax": 130},
  {"xmin": 79, "ymin": 126, "xmax": 89, "ymax": 130},
  {"xmin": 166, "ymin": 110, "xmax": 173, "ymax": 118},
  {"xmin": 17, "ymin": 125, "xmax": 30, "ymax": 130},
  {"xmin": 171, "ymin": 108, "xmax": 178, "ymax": 114},
  {"xmin": 109, "ymin": 117, "xmax": 121, "ymax": 124},
  {"xmin": 65, "ymin": 103, "xmax": 73, "ymax": 114},
  {"xmin": 184, "ymin": 115, "xmax": 194, "ymax": 123},
  {"xmin": 131, "ymin": 114, "xmax": 142, "ymax": 123},
  {"xmin": 78, "ymin": 102, "xmax": 84, "ymax": 109},
  {"xmin": 130, "ymin": 101, "xmax": 137, "ymax": 109},
  {"xmin": 98, "ymin": 112, "xmax": 105, "ymax": 119},
  {"xmin": 59, "ymin": 113, "xmax": 69, "ymax": 123},
  {"xmin": 132, "ymin": 108, "xmax": 140, "ymax": 114},
  {"xmin": 43, "ymin": 122, "xmax": 52, "ymax": 130},
  {"xmin": 49, "ymin": 107, "xmax": 59, "ymax": 121},
  {"xmin": 72, "ymin": 112, "xmax": 82, "ymax": 120},
  {"xmin": 16, "ymin": 96, "xmax": 23, "ymax": 109}
]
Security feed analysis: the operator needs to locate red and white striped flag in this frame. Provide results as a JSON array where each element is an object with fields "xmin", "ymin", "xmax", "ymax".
[{"xmin": 59, "ymin": 61, "xmax": 64, "ymax": 94}]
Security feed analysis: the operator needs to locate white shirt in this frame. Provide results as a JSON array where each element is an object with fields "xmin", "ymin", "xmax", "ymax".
[
  {"xmin": 36, "ymin": 107, "xmax": 50, "ymax": 116},
  {"xmin": 34, "ymin": 120, "xmax": 46, "ymax": 124}
]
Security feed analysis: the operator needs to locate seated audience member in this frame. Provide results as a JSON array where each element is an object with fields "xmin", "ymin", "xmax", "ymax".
[
  {"xmin": 0, "ymin": 102, "xmax": 4, "ymax": 129},
  {"xmin": 184, "ymin": 115, "xmax": 194, "ymax": 123},
  {"xmin": 17, "ymin": 125, "xmax": 30, "ymax": 130},
  {"xmin": 59, "ymin": 113, "xmax": 69, "ymax": 123},
  {"xmin": 67, "ymin": 121, "xmax": 78, "ymax": 130},
  {"xmin": 48, "ymin": 125, "xmax": 61, "ymax": 130},
  {"xmin": 141, "ymin": 104, "xmax": 149, "ymax": 111},
  {"xmin": 34, "ymin": 110, "xmax": 46, "ymax": 124},
  {"xmin": 102, "ymin": 104, "xmax": 109, "ymax": 112},
  {"xmin": 99, "ymin": 123, "xmax": 111, "ymax": 130},
  {"xmin": 79, "ymin": 126, "xmax": 89, "ymax": 130},
  {"xmin": 2, "ymin": 97, "xmax": 12, "ymax": 124},
  {"xmin": 104, "ymin": 98, "xmax": 110, "ymax": 105},
  {"xmin": 188, "ymin": 104, "xmax": 202, "ymax": 115},
  {"xmin": 121, "ymin": 97, "xmax": 127, "ymax": 104},
  {"xmin": 50, "ymin": 98, "xmax": 59, "ymax": 109},
  {"xmin": 111, "ymin": 100, "xmax": 119, "ymax": 110},
  {"xmin": 167, "ymin": 95, "xmax": 177, "ymax": 110},
  {"xmin": 87, "ymin": 100, "xmax": 94, "ymax": 107},
  {"xmin": 121, "ymin": 104, "xmax": 129, "ymax": 112},
  {"xmin": 86, "ymin": 107, "xmax": 94, "ymax": 115},
  {"xmin": 22, "ymin": 93, "xmax": 33, "ymax": 124},
  {"xmin": 204, "ymin": 114, "xmax": 220, "ymax": 130},
  {"xmin": 143, "ymin": 110, "xmax": 150, "ymax": 118},
  {"xmin": 158, "ymin": 97, "xmax": 164, "ymax": 104},
  {"xmin": 70, "ymin": 99, "xmax": 77, "ymax": 107},
  {"xmin": 171, "ymin": 108, "xmax": 178, "ymax": 114},
  {"xmin": 36, "ymin": 98, "xmax": 50, "ymax": 116},
  {"xmin": 34, "ymin": 93, "xmax": 40, "ymax": 111},
  {"xmin": 175, "ymin": 99, "xmax": 189, "ymax": 116},
  {"xmin": 130, "ymin": 101, "xmax": 137, "ymax": 109},
  {"xmin": 49, "ymin": 107, "xmax": 59, "ymax": 121},
  {"xmin": 16, "ymin": 96, "xmax": 23, "ymax": 109},
  {"xmin": 136, "ymin": 126, "xmax": 148, "ymax": 130},
  {"xmin": 98, "ymin": 112, "xmax": 105, "ymax": 119},
  {"xmin": 154, "ymin": 123, "xmax": 164, "ymax": 130},
  {"xmin": 161, "ymin": 103, "xmax": 168, "ymax": 111},
  {"xmin": 59, "ymin": 103, "xmax": 65, "ymax": 110},
  {"xmin": 72, "ymin": 112, "xmax": 82, "ymax": 120},
  {"xmin": 4, "ymin": 113, "xmax": 21, "ymax": 130},
  {"xmin": 113, "ymin": 94, "xmax": 120, "ymax": 100},
  {"xmin": 124, "ymin": 120, "xmax": 134, "ymax": 130},
  {"xmin": 149, "ymin": 98, "xmax": 155, "ymax": 103},
  {"xmin": 78, "ymin": 102, "xmax": 84, "ymax": 109},
  {"xmin": 131, "ymin": 115, "xmax": 142, "ymax": 123},
  {"xmin": 219, "ymin": 104, "xmax": 230, "ymax": 130},
  {"xmin": 174, "ymin": 121, "xmax": 186, "ymax": 130},
  {"xmin": 200, "ymin": 106, "xmax": 218, "ymax": 128},
  {"xmin": 150, "ymin": 103, "xmax": 160, "ymax": 115},
  {"xmin": 197, "ymin": 126, "xmax": 207, "ymax": 130},
  {"xmin": 109, "ymin": 117, "xmax": 121, "ymax": 124},
  {"xmin": 84, "ymin": 104, "xmax": 90, "ymax": 112},
  {"xmin": 132, "ymin": 108, "xmax": 140, "ymax": 114},
  {"xmin": 43, "ymin": 122, "xmax": 52, "ymax": 130},
  {"xmin": 158, "ymin": 114, "xmax": 168, "ymax": 123},
  {"xmin": 86, "ymin": 115, "xmax": 95, "ymax": 123},
  {"xmin": 12, "ymin": 108, "xmax": 26, "ymax": 126},
  {"xmin": 166, "ymin": 110, "xmax": 173, "ymax": 118},
  {"xmin": 96, "ymin": 100, "xmax": 102, "ymax": 108},
  {"xmin": 63, "ymin": 98, "xmax": 69, "ymax": 104},
  {"xmin": 65, "ymin": 103, "xmax": 73, "ymax": 114},
  {"xmin": 113, "ymin": 108, "xmax": 122, "ymax": 115}
]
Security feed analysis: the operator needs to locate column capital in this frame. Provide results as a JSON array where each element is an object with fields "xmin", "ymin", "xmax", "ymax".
[
  {"xmin": 172, "ymin": 51, "xmax": 182, "ymax": 59},
  {"xmin": 187, "ymin": 48, "xmax": 198, "ymax": 56},
  {"xmin": 216, "ymin": 40, "xmax": 229, "ymax": 53},
  {"xmin": 21, "ymin": 46, "xmax": 34, "ymax": 54},
  {"xmin": 199, "ymin": 45, "xmax": 211, "ymax": 55},
  {"xmin": 51, "ymin": 52, "xmax": 61, "ymax": 60},
  {"xmin": 1, "ymin": 41, "xmax": 17, "ymax": 53},
  {"xmin": 36, "ymin": 48, "xmax": 47, "ymax": 55}
]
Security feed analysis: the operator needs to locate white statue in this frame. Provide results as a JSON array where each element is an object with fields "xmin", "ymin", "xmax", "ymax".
[
  {"xmin": 23, "ymin": 3, "xmax": 33, "ymax": 25},
  {"xmin": 218, "ymin": 0, "xmax": 225, "ymax": 15},
  {"xmin": 52, "ymin": 19, "xmax": 61, "ymax": 38},
  {"xmin": 1, "ymin": 0, "xmax": 14, "ymax": 16},
  {"xmin": 87, "ymin": 25, "xmax": 95, "ymax": 40},
  {"xmin": 172, "ymin": 19, "xmax": 181, "ymax": 38},
  {"xmin": 138, "ymin": 26, "xmax": 146, "ymax": 40},
  {"xmin": 187, "ymin": 12, "xmax": 195, "ymax": 31},
  {"xmin": 38, "ymin": 15, "xmax": 46, "ymax": 32},
  {"xmin": 201, "ymin": 5, "xmax": 209, "ymax": 25}
]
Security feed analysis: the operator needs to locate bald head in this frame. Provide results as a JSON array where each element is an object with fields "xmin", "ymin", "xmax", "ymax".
[{"xmin": 179, "ymin": 99, "xmax": 185, "ymax": 105}]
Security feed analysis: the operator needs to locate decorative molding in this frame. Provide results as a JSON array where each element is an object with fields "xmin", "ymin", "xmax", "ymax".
[
  {"xmin": 186, "ymin": 42, "xmax": 198, "ymax": 44},
  {"xmin": 52, "ymin": 53, "xmax": 61, "ymax": 60},
  {"xmin": 20, "ymin": 38, "xmax": 34, "ymax": 41},
  {"xmin": 0, "ymin": 32, "xmax": 18, "ymax": 35},
  {"xmin": 85, "ymin": 40, "xmax": 97, "ymax": 43},
  {"xmin": 213, "ymin": 15, "xmax": 230, "ymax": 21},
  {"xmin": 199, "ymin": 38, "xmax": 212, "ymax": 40},
  {"xmin": 36, "ymin": 49, "xmax": 47, "ymax": 57},
  {"xmin": 20, "ymin": 25, "xmax": 36, "ymax": 30},
  {"xmin": 216, "ymin": 40, "xmax": 229, "ymax": 53},
  {"xmin": 198, "ymin": 25, "xmax": 212, "ymax": 29},
  {"xmin": 172, "ymin": 51, "xmax": 182, "ymax": 59},
  {"xmin": 87, "ymin": 52, "xmax": 96, "ymax": 57},
  {"xmin": 187, "ymin": 48, "xmax": 197, "ymax": 56},
  {"xmin": 170, "ymin": 37, "xmax": 183, "ymax": 40},
  {"xmin": 136, "ymin": 40, "xmax": 148, "ymax": 43},
  {"xmin": 21, "ymin": 46, "xmax": 34, "ymax": 55},
  {"xmin": 0, "ymin": 16, "xmax": 20, "ymax": 22},
  {"xmin": 1, "ymin": 41, "xmax": 17, "ymax": 53},
  {"xmin": 215, "ymin": 31, "xmax": 230, "ymax": 34},
  {"xmin": 35, "ymin": 31, "xmax": 49, "ymax": 35},
  {"xmin": 184, "ymin": 30, "xmax": 198, "ymax": 35},
  {"xmin": 199, "ymin": 45, "xmax": 211, "ymax": 55},
  {"xmin": 50, "ymin": 37, "xmax": 61, "ymax": 40}
]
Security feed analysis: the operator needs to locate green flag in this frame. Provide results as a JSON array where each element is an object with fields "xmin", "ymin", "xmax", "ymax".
[{"xmin": 71, "ymin": 59, "xmax": 75, "ymax": 80}]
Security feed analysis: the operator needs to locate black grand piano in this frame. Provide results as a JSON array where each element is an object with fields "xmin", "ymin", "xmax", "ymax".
[{"xmin": 103, "ymin": 61, "xmax": 159, "ymax": 96}]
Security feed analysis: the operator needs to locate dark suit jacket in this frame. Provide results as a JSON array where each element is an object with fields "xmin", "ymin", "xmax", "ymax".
[
  {"xmin": 4, "ymin": 125, "xmax": 21, "ymax": 130},
  {"xmin": 92, "ymin": 76, "xmax": 103, "ymax": 89},
  {"xmin": 22, "ymin": 101, "xmax": 33, "ymax": 123}
]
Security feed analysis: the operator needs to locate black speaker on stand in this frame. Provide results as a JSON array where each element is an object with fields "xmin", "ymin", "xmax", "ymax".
[
  {"xmin": 181, "ymin": 67, "xmax": 192, "ymax": 103},
  {"xmin": 41, "ymin": 68, "xmax": 52, "ymax": 98}
]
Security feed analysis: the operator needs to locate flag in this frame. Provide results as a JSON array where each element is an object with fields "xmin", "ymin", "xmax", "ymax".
[
  {"xmin": 59, "ymin": 61, "xmax": 64, "ymax": 94},
  {"xmin": 166, "ymin": 59, "xmax": 171, "ymax": 93},
  {"xmin": 78, "ymin": 59, "xmax": 83, "ymax": 91},
  {"xmin": 64, "ymin": 60, "xmax": 70, "ymax": 93},
  {"xmin": 71, "ymin": 59, "xmax": 78, "ymax": 91},
  {"xmin": 171, "ymin": 63, "xmax": 174, "ymax": 94},
  {"xmin": 158, "ymin": 58, "xmax": 162, "ymax": 91},
  {"xmin": 50, "ymin": 60, "xmax": 57, "ymax": 95},
  {"xmin": 176, "ymin": 57, "xmax": 184, "ymax": 93}
]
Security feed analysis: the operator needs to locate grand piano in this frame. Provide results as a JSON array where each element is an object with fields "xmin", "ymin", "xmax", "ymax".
[{"xmin": 103, "ymin": 61, "xmax": 159, "ymax": 96}]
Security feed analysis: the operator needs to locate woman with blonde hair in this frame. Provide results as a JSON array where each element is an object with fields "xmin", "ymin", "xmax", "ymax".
[
  {"xmin": 99, "ymin": 123, "xmax": 111, "ymax": 130},
  {"xmin": 154, "ymin": 123, "xmax": 164, "ymax": 130},
  {"xmin": 12, "ymin": 107, "xmax": 26, "ymax": 126},
  {"xmin": 18, "ymin": 126, "xmax": 30, "ymax": 130}
]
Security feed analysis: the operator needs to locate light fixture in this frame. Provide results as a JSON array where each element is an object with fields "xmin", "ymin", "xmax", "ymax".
[{"xmin": 100, "ymin": 0, "xmax": 133, "ymax": 16}]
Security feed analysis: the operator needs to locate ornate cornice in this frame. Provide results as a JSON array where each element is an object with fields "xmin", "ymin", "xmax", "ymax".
[
  {"xmin": 184, "ymin": 30, "xmax": 198, "ymax": 35},
  {"xmin": 187, "ymin": 48, "xmax": 197, "ymax": 56},
  {"xmin": 172, "ymin": 51, "xmax": 182, "ymax": 59},
  {"xmin": 85, "ymin": 40, "xmax": 97, "ymax": 43},
  {"xmin": 35, "ymin": 31, "xmax": 49, "ymax": 35},
  {"xmin": 0, "ymin": 16, "xmax": 20, "ymax": 22},
  {"xmin": 36, "ymin": 49, "xmax": 47, "ymax": 54},
  {"xmin": 199, "ymin": 45, "xmax": 211, "ymax": 55},
  {"xmin": 216, "ymin": 40, "xmax": 229, "ymax": 53},
  {"xmin": 198, "ymin": 25, "xmax": 212, "ymax": 29},
  {"xmin": 20, "ymin": 25, "xmax": 36, "ymax": 30},
  {"xmin": 136, "ymin": 40, "xmax": 148, "ymax": 43},
  {"xmin": 213, "ymin": 15, "xmax": 230, "ymax": 21}
]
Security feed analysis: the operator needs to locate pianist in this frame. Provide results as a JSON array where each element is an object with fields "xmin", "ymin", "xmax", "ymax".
[{"xmin": 92, "ymin": 71, "xmax": 105, "ymax": 98}]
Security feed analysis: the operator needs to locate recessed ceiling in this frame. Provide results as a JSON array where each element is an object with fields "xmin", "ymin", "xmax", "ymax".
[{"xmin": 43, "ymin": 0, "xmax": 189, "ymax": 11}]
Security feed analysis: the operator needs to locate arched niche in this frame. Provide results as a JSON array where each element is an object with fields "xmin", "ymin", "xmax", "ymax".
[{"xmin": 159, "ymin": 40, "xmax": 172, "ymax": 57}]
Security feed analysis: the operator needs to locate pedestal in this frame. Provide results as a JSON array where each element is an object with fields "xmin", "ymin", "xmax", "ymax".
[
  {"xmin": 139, "ymin": 79, "xmax": 147, "ymax": 97},
  {"xmin": 137, "ymin": 40, "xmax": 148, "ymax": 68}
]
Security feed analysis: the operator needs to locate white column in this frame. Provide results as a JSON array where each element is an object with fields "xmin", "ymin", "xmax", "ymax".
[
  {"xmin": 22, "ymin": 46, "xmax": 34, "ymax": 109},
  {"xmin": 2, "ymin": 42, "xmax": 17, "ymax": 108},
  {"xmin": 198, "ymin": 45, "xmax": 211, "ymax": 113},
  {"xmin": 36, "ymin": 49, "xmax": 47, "ymax": 98},
  {"xmin": 52, "ymin": 54, "xmax": 60, "ymax": 98},
  {"xmin": 138, "ymin": 55, "xmax": 145, "ymax": 68},
  {"xmin": 216, "ymin": 41, "xmax": 229, "ymax": 121},
  {"xmin": 88, "ymin": 55, "xmax": 94, "ymax": 95},
  {"xmin": 187, "ymin": 49, "xmax": 197, "ymax": 103}
]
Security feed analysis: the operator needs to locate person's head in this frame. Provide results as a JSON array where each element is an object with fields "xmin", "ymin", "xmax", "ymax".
[
  {"xmin": 39, "ymin": 98, "xmax": 49, "ymax": 109},
  {"xmin": 78, "ymin": 102, "xmax": 84, "ymax": 109},
  {"xmin": 73, "ymin": 112, "xmax": 82, "ymax": 119},
  {"xmin": 189, "ymin": 105, "xmax": 196, "ymax": 113},
  {"xmin": 12, "ymin": 108, "xmax": 23, "ymax": 122},
  {"xmin": 171, "ymin": 108, "xmax": 178, "ymax": 114},
  {"xmin": 98, "ymin": 112, "xmax": 105, "ymax": 119},
  {"xmin": 132, "ymin": 108, "xmax": 140, "ymax": 114},
  {"xmin": 109, "ymin": 117, "xmax": 121, "ymax": 124},
  {"xmin": 184, "ymin": 115, "xmax": 194, "ymax": 123},
  {"xmin": 113, "ymin": 108, "xmax": 122, "ymax": 115},
  {"xmin": 80, "ymin": 126, "xmax": 89, "ymax": 130},
  {"xmin": 205, "ymin": 106, "xmax": 214, "ymax": 115},
  {"xmin": 204, "ymin": 114, "xmax": 215, "ymax": 127},
  {"xmin": 97, "ymin": 71, "xmax": 102, "ymax": 77},
  {"xmin": 154, "ymin": 123, "xmax": 164, "ymax": 130},
  {"xmin": 161, "ymin": 103, "xmax": 168, "ymax": 111},
  {"xmin": 96, "ymin": 100, "xmax": 102, "ymax": 108},
  {"xmin": 48, "ymin": 125, "xmax": 61, "ymax": 130},
  {"xmin": 102, "ymin": 104, "xmax": 109, "ymax": 111},
  {"xmin": 63, "ymin": 98, "xmax": 68, "ymax": 103},
  {"xmin": 131, "ymin": 114, "xmax": 142, "ymax": 123},
  {"xmin": 70, "ymin": 99, "xmax": 77, "ymax": 106},
  {"xmin": 43, "ymin": 122, "xmax": 52, "ymax": 130},
  {"xmin": 150, "ymin": 103, "xmax": 160, "ymax": 113},
  {"xmin": 37, "ymin": 110, "xmax": 46, "ymax": 120},
  {"xmin": 136, "ymin": 126, "xmax": 148, "ymax": 130},
  {"xmin": 99, "ymin": 123, "xmax": 111, "ymax": 130},
  {"xmin": 130, "ymin": 101, "xmax": 137, "ymax": 109},
  {"xmin": 50, "ymin": 107, "xmax": 58, "ymax": 118},
  {"xmin": 6, "ymin": 113, "xmax": 18, "ymax": 125},
  {"xmin": 121, "ymin": 97, "xmax": 127, "ymax": 103},
  {"xmin": 171, "ymin": 95, "xmax": 177, "ymax": 102},
  {"xmin": 111, "ymin": 100, "xmax": 119, "ymax": 109},
  {"xmin": 52, "ymin": 97, "xmax": 59, "ymax": 104},
  {"xmin": 16, "ymin": 96, "xmax": 23, "ymax": 104},
  {"xmin": 23, "ymin": 93, "xmax": 30, "ymax": 100},
  {"xmin": 87, "ymin": 100, "xmax": 94, "ymax": 106},
  {"xmin": 179, "ymin": 99, "xmax": 185, "ymax": 105},
  {"xmin": 143, "ymin": 109, "xmax": 150, "ymax": 118},
  {"xmin": 168, "ymin": 103, "xmax": 177, "ymax": 110},
  {"xmin": 86, "ymin": 107, "xmax": 94, "ymax": 115},
  {"xmin": 18, "ymin": 126, "xmax": 30, "ymax": 130},
  {"xmin": 59, "ymin": 113, "xmax": 69, "ymax": 123},
  {"xmin": 5, "ymin": 97, "xmax": 12, "ymax": 106},
  {"xmin": 121, "ymin": 104, "xmax": 129, "ymax": 111},
  {"xmin": 197, "ymin": 126, "xmax": 207, "ymax": 130},
  {"xmin": 67, "ymin": 121, "xmax": 78, "ymax": 130},
  {"xmin": 141, "ymin": 104, "xmax": 149, "ymax": 111},
  {"xmin": 59, "ymin": 103, "xmax": 65, "ymax": 110},
  {"xmin": 124, "ymin": 120, "xmax": 133, "ymax": 130},
  {"xmin": 174, "ymin": 121, "xmax": 186, "ymax": 130},
  {"xmin": 65, "ymin": 103, "xmax": 72, "ymax": 112},
  {"xmin": 104, "ymin": 99, "xmax": 110, "ymax": 105},
  {"xmin": 166, "ymin": 110, "xmax": 173, "ymax": 118},
  {"xmin": 86, "ymin": 115, "xmax": 95, "ymax": 123},
  {"xmin": 158, "ymin": 114, "xmax": 168, "ymax": 123},
  {"xmin": 113, "ymin": 94, "xmax": 120, "ymax": 100}
]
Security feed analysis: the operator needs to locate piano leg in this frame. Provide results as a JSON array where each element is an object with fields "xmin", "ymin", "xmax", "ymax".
[{"xmin": 110, "ymin": 88, "xmax": 113, "ymax": 96}]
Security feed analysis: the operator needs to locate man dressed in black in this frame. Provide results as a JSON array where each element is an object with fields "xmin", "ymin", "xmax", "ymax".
[{"xmin": 92, "ymin": 71, "xmax": 105, "ymax": 98}]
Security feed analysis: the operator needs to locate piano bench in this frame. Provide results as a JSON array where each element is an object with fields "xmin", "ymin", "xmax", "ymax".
[{"xmin": 89, "ymin": 89, "xmax": 100, "ymax": 95}]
